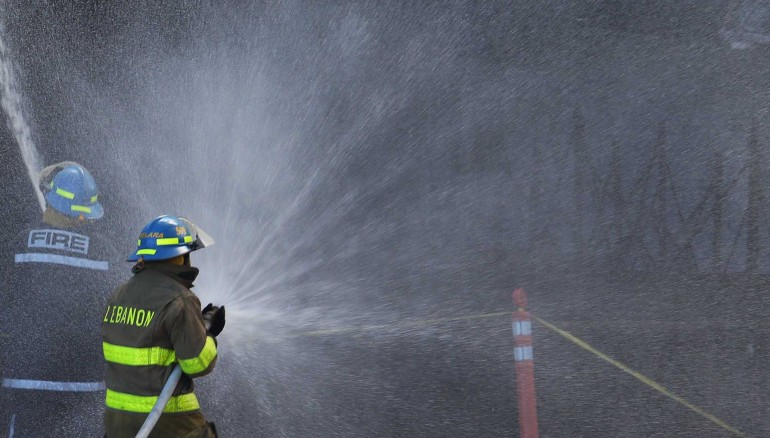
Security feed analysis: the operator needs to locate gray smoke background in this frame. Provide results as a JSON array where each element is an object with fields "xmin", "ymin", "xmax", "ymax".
[{"xmin": 3, "ymin": 1, "xmax": 770, "ymax": 436}]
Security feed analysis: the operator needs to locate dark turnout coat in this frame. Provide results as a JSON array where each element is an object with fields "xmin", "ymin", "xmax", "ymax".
[
  {"xmin": 101, "ymin": 263, "xmax": 217, "ymax": 438},
  {"xmin": 0, "ymin": 216, "xmax": 122, "ymax": 437}
]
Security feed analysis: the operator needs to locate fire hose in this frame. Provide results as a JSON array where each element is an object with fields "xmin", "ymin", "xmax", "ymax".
[{"xmin": 135, "ymin": 319, "xmax": 212, "ymax": 438}]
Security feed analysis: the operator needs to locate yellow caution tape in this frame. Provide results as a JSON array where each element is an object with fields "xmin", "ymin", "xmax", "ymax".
[
  {"xmin": 532, "ymin": 315, "xmax": 746, "ymax": 438},
  {"xmin": 292, "ymin": 309, "xmax": 746, "ymax": 436}
]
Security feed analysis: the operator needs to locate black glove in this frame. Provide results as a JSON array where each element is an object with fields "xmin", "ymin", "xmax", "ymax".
[{"xmin": 202, "ymin": 303, "xmax": 226, "ymax": 337}]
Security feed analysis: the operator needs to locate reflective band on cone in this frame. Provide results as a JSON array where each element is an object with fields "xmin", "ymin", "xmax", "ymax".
[
  {"xmin": 513, "ymin": 320, "xmax": 532, "ymax": 337},
  {"xmin": 512, "ymin": 288, "xmax": 539, "ymax": 438},
  {"xmin": 514, "ymin": 346, "xmax": 534, "ymax": 362}
]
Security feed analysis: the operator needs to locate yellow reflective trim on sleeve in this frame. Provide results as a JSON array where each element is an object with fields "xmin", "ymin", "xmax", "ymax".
[
  {"xmin": 102, "ymin": 342, "xmax": 176, "ymax": 367},
  {"xmin": 91, "ymin": 194, "xmax": 98, "ymax": 203},
  {"xmin": 178, "ymin": 336, "xmax": 217, "ymax": 375},
  {"xmin": 136, "ymin": 249, "xmax": 157, "ymax": 255},
  {"xmin": 71, "ymin": 205, "xmax": 92, "ymax": 213},
  {"xmin": 55, "ymin": 187, "xmax": 75, "ymax": 199},
  {"xmin": 156, "ymin": 237, "xmax": 180, "ymax": 246},
  {"xmin": 184, "ymin": 235, "xmax": 193, "ymax": 243},
  {"xmin": 105, "ymin": 389, "xmax": 200, "ymax": 413}
]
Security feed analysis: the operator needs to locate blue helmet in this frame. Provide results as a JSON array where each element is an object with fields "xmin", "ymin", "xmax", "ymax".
[
  {"xmin": 42, "ymin": 163, "xmax": 103, "ymax": 220},
  {"xmin": 127, "ymin": 215, "xmax": 214, "ymax": 262}
]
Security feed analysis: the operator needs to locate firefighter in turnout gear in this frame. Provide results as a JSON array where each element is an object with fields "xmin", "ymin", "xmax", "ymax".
[
  {"xmin": 102, "ymin": 215, "xmax": 225, "ymax": 438},
  {"xmin": 0, "ymin": 162, "xmax": 119, "ymax": 437}
]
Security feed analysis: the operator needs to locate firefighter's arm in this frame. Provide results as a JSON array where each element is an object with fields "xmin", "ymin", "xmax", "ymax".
[{"xmin": 169, "ymin": 296, "xmax": 218, "ymax": 378}]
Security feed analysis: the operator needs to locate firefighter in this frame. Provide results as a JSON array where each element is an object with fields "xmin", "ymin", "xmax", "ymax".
[
  {"xmin": 102, "ymin": 214, "xmax": 225, "ymax": 438},
  {"xmin": 0, "ymin": 161, "xmax": 119, "ymax": 436},
  {"xmin": 39, "ymin": 160, "xmax": 105, "ymax": 227}
]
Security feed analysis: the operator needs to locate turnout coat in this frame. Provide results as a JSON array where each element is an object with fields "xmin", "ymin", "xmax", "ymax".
[
  {"xmin": 0, "ymin": 214, "xmax": 122, "ymax": 436},
  {"xmin": 101, "ymin": 263, "xmax": 217, "ymax": 438}
]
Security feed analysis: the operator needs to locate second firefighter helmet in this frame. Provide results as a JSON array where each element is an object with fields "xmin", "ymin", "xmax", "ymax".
[
  {"xmin": 127, "ymin": 215, "xmax": 215, "ymax": 262},
  {"xmin": 39, "ymin": 162, "xmax": 104, "ymax": 220}
]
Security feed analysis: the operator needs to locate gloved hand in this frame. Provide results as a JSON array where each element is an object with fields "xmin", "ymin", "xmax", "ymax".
[{"xmin": 202, "ymin": 303, "xmax": 226, "ymax": 337}]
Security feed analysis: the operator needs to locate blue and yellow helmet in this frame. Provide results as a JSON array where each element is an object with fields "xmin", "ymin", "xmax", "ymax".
[
  {"xmin": 127, "ymin": 215, "xmax": 214, "ymax": 262},
  {"xmin": 41, "ymin": 162, "xmax": 103, "ymax": 220}
]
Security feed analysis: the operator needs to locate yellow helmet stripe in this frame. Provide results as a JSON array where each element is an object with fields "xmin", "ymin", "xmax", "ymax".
[
  {"xmin": 55, "ymin": 187, "xmax": 75, "ymax": 200},
  {"xmin": 91, "ymin": 194, "xmax": 99, "ymax": 203},
  {"xmin": 136, "ymin": 249, "xmax": 157, "ymax": 255},
  {"xmin": 71, "ymin": 205, "xmax": 92, "ymax": 213},
  {"xmin": 156, "ymin": 237, "xmax": 180, "ymax": 246}
]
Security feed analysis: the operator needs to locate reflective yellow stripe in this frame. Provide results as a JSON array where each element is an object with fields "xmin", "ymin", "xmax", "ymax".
[
  {"xmin": 102, "ymin": 342, "xmax": 176, "ymax": 367},
  {"xmin": 136, "ymin": 249, "xmax": 156, "ymax": 255},
  {"xmin": 137, "ymin": 240, "xmax": 141, "ymax": 246},
  {"xmin": 91, "ymin": 194, "xmax": 98, "ymax": 203},
  {"xmin": 106, "ymin": 389, "xmax": 199, "ymax": 413},
  {"xmin": 55, "ymin": 187, "xmax": 75, "ymax": 199},
  {"xmin": 184, "ymin": 235, "xmax": 193, "ymax": 243},
  {"xmin": 71, "ymin": 205, "xmax": 92, "ymax": 213},
  {"xmin": 179, "ymin": 336, "xmax": 217, "ymax": 375},
  {"xmin": 156, "ymin": 237, "xmax": 180, "ymax": 246}
]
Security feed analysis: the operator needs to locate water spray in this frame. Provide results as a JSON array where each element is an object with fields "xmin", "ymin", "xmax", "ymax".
[{"xmin": 0, "ymin": 21, "xmax": 44, "ymax": 211}]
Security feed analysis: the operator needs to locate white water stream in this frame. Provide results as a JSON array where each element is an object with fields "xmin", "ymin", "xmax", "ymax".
[{"xmin": 0, "ymin": 22, "xmax": 44, "ymax": 212}]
